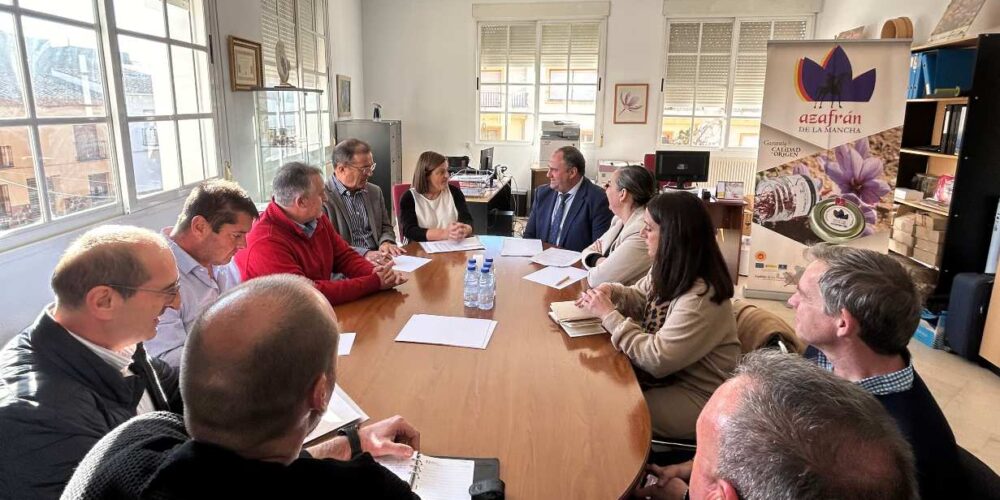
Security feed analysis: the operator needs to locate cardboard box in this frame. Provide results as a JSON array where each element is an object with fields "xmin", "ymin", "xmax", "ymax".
[
  {"xmin": 892, "ymin": 232, "xmax": 916, "ymax": 247},
  {"xmin": 893, "ymin": 216, "xmax": 916, "ymax": 235},
  {"xmin": 912, "ymin": 247, "xmax": 942, "ymax": 267},
  {"xmin": 894, "ymin": 188, "xmax": 923, "ymax": 201},
  {"xmin": 914, "ymin": 237, "xmax": 944, "ymax": 254},
  {"xmin": 914, "ymin": 213, "xmax": 948, "ymax": 230},
  {"xmin": 889, "ymin": 238, "xmax": 913, "ymax": 256},
  {"xmin": 914, "ymin": 226, "xmax": 945, "ymax": 243}
]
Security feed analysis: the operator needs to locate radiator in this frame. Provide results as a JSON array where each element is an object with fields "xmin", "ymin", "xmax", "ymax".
[{"xmin": 692, "ymin": 156, "xmax": 757, "ymax": 195}]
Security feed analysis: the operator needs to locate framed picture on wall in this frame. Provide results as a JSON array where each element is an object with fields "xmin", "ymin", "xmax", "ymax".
[
  {"xmin": 614, "ymin": 84, "xmax": 648, "ymax": 124},
  {"xmin": 337, "ymin": 75, "xmax": 352, "ymax": 118},
  {"xmin": 228, "ymin": 36, "xmax": 262, "ymax": 91}
]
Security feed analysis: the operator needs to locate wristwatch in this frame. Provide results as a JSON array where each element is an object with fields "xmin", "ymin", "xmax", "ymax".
[{"xmin": 337, "ymin": 424, "xmax": 363, "ymax": 459}]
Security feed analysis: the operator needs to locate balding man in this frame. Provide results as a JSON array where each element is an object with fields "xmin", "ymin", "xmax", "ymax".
[
  {"xmin": 63, "ymin": 274, "xmax": 419, "ymax": 499},
  {"xmin": 0, "ymin": 225, "xmax": 183, "ymax": 499},
  {"xmin": 236, "ymin": 161, "xmax": 406, "ymax": 306},
  {"xmin": 636, "ymin": 350, "xmax": 917, "ymax": 500}
]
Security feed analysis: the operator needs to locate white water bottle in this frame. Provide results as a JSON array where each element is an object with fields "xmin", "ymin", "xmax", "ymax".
[
  {"xmin": 477, "ymin": 267, "xmax": 494, "ymax": 310},
  {"xmin": 463, "ymin": 264, "xmax": 479, "ymax": 307}
]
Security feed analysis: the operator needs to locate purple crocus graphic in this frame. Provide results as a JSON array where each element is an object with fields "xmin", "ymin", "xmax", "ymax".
[
  {"xmin": 796, "ymin": 45, "xmax": 876, "ymax": 108},
  {"xmin": 823, "ymin": 141, "xmax": 890, "ymax": 204}
]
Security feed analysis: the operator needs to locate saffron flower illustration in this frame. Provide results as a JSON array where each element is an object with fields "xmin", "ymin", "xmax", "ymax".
[
  {"xmin": 618, "ymin": 91, "xmax": 642, "ymax": 115},
  {"xmin": 823, "ymin": 141, "xmax": 890, "ymax": 204}
]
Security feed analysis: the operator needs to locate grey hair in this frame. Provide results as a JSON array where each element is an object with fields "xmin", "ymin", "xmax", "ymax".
[
  {"xmin": 615, "ymin": 165, "xmax": 658, "ymax": 207},
  {"xmin": 716, "ymin": 350, "xmax": 918, "ymax": 500},
  {"xmin": 332, "ymin": 138, "xmax": 372, "ymax": 166},
  {"xmin": 51, "ymin": 225, "xmax": 168, "ymax": 307},
  {"xmin": 806, "ymin": 244, "xmax": 921, "ymax": 355},
  {"xmin": 272, "ymin": 161, "xmax": 323, "ymax": 207},
  {"xmin": 182, "ymin": 274, "xmax": 339, "ymax": 450}
]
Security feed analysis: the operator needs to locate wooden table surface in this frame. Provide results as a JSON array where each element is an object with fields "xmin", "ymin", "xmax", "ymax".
[{"xmin": 333, "ymin": 236, "xmax": 651, "ymax": 499}]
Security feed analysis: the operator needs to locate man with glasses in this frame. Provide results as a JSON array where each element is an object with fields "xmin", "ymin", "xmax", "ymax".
[
  {"xmin": 147, "ymin": 179, "xmax": 259, "ymax": 368},
  {"xmin": 0, "ymin": 225, "xmax": 183, "ymax": 499},
  {"xmin": 324, "ymin": 138, "xmax": 404, "ymax": 264}
]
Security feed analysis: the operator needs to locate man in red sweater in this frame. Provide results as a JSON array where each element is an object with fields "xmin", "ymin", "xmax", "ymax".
[{"xmin": 236, "ymin": 162, "xmax": 406, "ymax": 305}]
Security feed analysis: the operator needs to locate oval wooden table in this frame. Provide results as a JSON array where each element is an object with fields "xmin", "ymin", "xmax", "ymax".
[{"xmin": 333, "ymin": 236, "xmax": 651, "ymax": 499}]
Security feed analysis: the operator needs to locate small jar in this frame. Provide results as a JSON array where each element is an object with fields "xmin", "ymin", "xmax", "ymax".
[
  {"xmin": 809, "ymin": 196, "xmax": 866, "ymax": 243},
  {"xmin": 753, "ymin": 174, "xmax": 818, "ymax": 224}
]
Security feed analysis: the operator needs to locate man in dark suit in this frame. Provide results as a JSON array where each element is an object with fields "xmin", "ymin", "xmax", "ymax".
[
  {"xmin": 524, "ymin": 146, "xmax": 612, "ymax": 252},
  {"xmin": 324, "ymin": 138, "xmax": 404, "ymax": 264},
  {"xmin": 0, "ymin": 225, "xmax": 183, "ymax": 499}
]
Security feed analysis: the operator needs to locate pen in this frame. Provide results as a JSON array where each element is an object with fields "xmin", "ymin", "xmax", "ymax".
[{"xmin": 554, "ymin": 276, "xmax": 571, "ymax": 287}]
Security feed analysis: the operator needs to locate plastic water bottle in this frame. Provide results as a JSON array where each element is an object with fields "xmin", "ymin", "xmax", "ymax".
[
  {"xmin": 484, "ymin": 263, "xmax": 495, "ymax": 293},
  {"xmin": 477, "ymin": 267, "xmax": 494, "ymax": 310},
  {"xmin": 484, "ymin": 257, "xmax": 494, "ymax": 270},
  {"xmin": 463, "ymin": 264, "xmax": 479, "ymax": 307}
]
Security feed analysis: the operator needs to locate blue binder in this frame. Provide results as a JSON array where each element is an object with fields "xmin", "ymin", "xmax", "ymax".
[
  {"xmin": 908, "ymin": 53, "xmax": 925, "ymax": 99},
  {"xmin": 921, "ymin": 49, "xmax": 976, "ymax": 96}
]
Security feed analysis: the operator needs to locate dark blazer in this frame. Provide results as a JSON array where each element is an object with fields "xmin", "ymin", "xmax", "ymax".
[
  {"xmin": 398, "ymin": 184, "xmax": 474, "ymax": 242},
  {"xmin": 0, "ymin": 310, "xmax": 181, "ymax": 499},
  {"xmin": 524, "ymin": 177, "xmax": 612, "ymax": 252},
  {"xmin": 323, "ymin": 177, "xmax": 396, "ymax": 254}
]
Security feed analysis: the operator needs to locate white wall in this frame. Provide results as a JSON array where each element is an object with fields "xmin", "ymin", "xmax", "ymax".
[
  {"xmin": 816, "ymin": 0, "xmax": 1000, "ymax": 45},
  {"xmin": 0, "ymin": 0, "xmax": 366, "ymax": 343},
  {"xmin": 361, "ymin": 0, "xmax": 669, "ymax": 191},
  {"xmin": 330, "ymin": 0, "xmax": 366, "ymax": 122}
]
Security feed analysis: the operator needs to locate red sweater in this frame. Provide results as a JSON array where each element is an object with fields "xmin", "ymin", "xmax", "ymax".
[{"xmin": 235, "ymin": 202, "xmax": 380, "ymax": 306}]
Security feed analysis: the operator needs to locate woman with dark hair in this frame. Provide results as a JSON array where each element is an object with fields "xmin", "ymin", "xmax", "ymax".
[
  {"xmin": 399, "ymin": 151, "xmax": 474, "ymax": 242},
  {"xmin": 577, "ymin": 191, "xmax": 739, "ymax": 438},
  {"xmin": 581, "ymin": 165, "xmax": 657, "ymax": 286}
]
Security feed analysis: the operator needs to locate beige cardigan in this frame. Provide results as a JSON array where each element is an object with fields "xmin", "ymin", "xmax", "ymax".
[
  {"xmin": 580, "ymin": 210, "xmax": 651, "ymax": 287},
  {"xmin": 601, "ymin": 273, "xmax": 740, "ymax": 399}
]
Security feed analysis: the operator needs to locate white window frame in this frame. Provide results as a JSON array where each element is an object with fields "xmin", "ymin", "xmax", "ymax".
[
  {"xmin": 475, "ymin": 19, "xmax": 607, "ymax": 146},
  {"xmin": 656, "ymin": 15, "xmax": 814, "ymax": 154},
  {"xmin": 0, "ymin": 0, "xmax": 227, "ymax": 252}
]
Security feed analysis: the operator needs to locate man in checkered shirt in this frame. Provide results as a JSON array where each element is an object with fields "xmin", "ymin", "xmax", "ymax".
[{"xmin": 788, "ymin": 243, "xmax": 963, "ymax": 500}]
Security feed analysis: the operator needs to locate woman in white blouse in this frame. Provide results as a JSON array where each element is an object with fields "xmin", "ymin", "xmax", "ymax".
[
  {"xmin": 581, "ymin": 165, "xmax": 658, "ymax": 286},
  {"xmin": 399, "ymin": 151, "xmax": 474, "ymax": 242}
]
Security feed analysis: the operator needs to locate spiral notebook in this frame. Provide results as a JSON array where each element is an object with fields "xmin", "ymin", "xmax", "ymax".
[{"xmin": 376, "ymin": 453, "xmax": 500, "ymax": 500}]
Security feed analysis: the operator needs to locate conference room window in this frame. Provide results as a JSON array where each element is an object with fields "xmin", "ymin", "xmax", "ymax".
[
  {"xmin": 660, "ymin": 17, "xmax": 811, "ymax": 149},
  {"xmin": 477, "ymin": 21, "xmax": 605, "ymax": 144},
  {"xmin": 0, "ymin": 0, "xmax": 225, "ymax": 249}
]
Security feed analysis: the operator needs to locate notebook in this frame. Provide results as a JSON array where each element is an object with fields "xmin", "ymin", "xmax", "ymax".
[
  {"xmin": 377, "ymin": 453, "xmax": 499, "ymax": 500},
  {"xmin": 303, "ymin": 385, "xmax": 369, "ymax": 445},
  {"xmin": 549, "ymin": 301, "xmax": 606, "ymax": 337}
]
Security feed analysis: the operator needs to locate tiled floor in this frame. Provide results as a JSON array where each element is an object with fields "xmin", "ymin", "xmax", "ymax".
[{"xmin": 741, "ymin": 292, "xmax": 1000, "ymax": 472}]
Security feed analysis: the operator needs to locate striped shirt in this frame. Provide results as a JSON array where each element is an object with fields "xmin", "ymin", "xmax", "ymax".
[
  {"xmin": 330, "ymin": 175, "xmax": 377, "ymax": 252},
  {"xmin": 813, "ymin": 350, "xmax": 915, "ymax": 396}
]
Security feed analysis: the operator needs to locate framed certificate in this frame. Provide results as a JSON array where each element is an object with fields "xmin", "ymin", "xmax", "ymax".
[{"xmin": 228, "ymin": 36, "xmax": 263, "ymax": 91}]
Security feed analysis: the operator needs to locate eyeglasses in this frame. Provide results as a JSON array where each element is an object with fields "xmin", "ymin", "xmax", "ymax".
[
  {"xmin": 349, "ymin": 162, "xmax": 376, "ymax": 174},
  {"xmin": 105, "ymin": 279, "xmax": 181, "ymax": 299}
]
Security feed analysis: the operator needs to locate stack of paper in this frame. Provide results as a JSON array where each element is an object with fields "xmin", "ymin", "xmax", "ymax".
[
  {"xmin": 548, "ymin": 301, "xmax": 606, "ymax": 337},
  {"xmin": 419, "ymin": 237, "xmax": 485, "ymax": 254},
  {"xmin": 377, "ymin": 453, "xmax": 476, "ymax": 500},
  {"xmin": 391, "ymin": 255, "xmax": 432, "ymax": 272},
  {"xmin": 523, "ymin": 266, "xmax": 588, "ymax": 289},
  {"xmin": 500, "ymin": 237, "xmax": 543, "ymax": 257},
  {"xmin": 530, "ymin": 247, "xmax": 581, "ymax": 267},
  {"xmin": 395, "ymin": 314, "xmax": 498, "ymax": 349},
  {"xmin": 338, "ymin": 332, "xmax": 356, "ymax": 356},
  {"xmin": 304, "ymin": 385, "xmax": 369, "ymax": 445}
]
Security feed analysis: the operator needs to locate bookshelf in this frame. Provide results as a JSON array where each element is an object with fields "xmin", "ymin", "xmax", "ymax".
[{"xmin": 897, "ymin": 33, "xmax": 1000, "ymax": 300}]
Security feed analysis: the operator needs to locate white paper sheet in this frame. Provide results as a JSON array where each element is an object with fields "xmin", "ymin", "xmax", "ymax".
[
  {"xmin": 394, "ymin": 314, "xmax": 497, "ymax": 349},
  {"xmin": 500, "ymin": 237, "xmax": 544, "ymax": 257},
  {"xmin": 391, "ymin": 255, "xmax": 432, "ymax": 273},
  {"xmin": 530, "ymin": 247, "xmax": 582, "ymax": 267},
  {"xmin": 338, "ymin": 332, "xmax": 356, "ymax": 356},
  {"xmin": 303, "ymin": 385, "xmax": 369, "ymax": 444},
  {"xmin": 376, "ymin": 453, "xmax": 475, "ymax": 500},
  {"xmin": 418, "ymin": 237, "xmax": 485, "ymax": 254},
  {"xmin": 523, "ymin": 266, "xmax": 589, "ymax": 289}
]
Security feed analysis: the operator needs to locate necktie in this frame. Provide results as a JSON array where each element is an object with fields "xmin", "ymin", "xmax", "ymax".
[{"xmin": 548, "ymin": 193, "xmax": 570, "ymax": 246}]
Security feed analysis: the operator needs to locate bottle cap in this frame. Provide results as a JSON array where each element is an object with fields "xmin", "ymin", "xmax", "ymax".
[{"xmin": 809, "ymin": 196, "xmax": 866, "ymax": 243}]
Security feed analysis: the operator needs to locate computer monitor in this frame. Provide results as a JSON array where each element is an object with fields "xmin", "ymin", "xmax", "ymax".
[
  {"xmin": 655, "ymin": 150, "xmax": 710, "ymax": 189},
  {"xmin": 447, "ymin": 156, "xmax": 470, "ymax": 173},
  {"xmin": 479, "ymin": 147, "xmax": 494, "ymax": 171}
]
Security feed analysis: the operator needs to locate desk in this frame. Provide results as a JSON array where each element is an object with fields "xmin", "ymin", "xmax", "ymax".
[
  {"xmin": 465, "ymin": 178, "xmax": 513, "ymax": 236},
  {"xmin": 334, "ymin": 236, "xmax": 650, "ymax": 499}
]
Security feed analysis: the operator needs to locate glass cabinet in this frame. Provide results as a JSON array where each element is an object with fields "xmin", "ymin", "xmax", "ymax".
[{"xmin": 253, "ymin": 87, "xmax": 330, "ymax": 201}]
